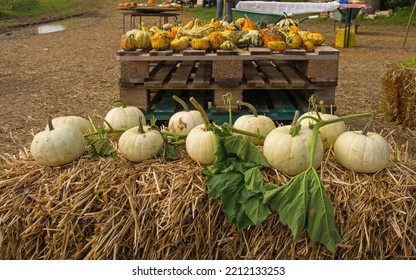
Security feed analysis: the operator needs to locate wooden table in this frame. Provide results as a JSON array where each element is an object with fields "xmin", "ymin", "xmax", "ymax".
[{"xmin": 119, "ymin": 7, "xmax": 182, "ymax": 33}]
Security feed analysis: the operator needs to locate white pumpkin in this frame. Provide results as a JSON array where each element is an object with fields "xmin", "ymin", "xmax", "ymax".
[
  {"xmin": 333, "ymin": 130, "xmax": 390, "ymax": 173},
  {"xmin": 300, "ymin": 111, "xmax": 346, "ymax": 150},
  {"xmin": 186, "ymin": 124, "xmax": 217, "ymax": 165},
  {"xmin": 168, "ymin": 95, "xmax": 204, "ymax": 134},
  {"xmin": 118, "ymin": 124, "xmax": 164, "ymax": 163},
  {"xmin": 31, "ymin": 117, "xmax": 85, "ymax": 166},
  {"xmin": 46, "ymin": 116, "xmax": 93, "ymax": 135},
  {"xmin": 233, "ymin": 101, "xmax": 275, "ymax": 145},
  {"xmin": 104, "ymin": 100, "xmax": 145, "ymax": 132},
  {"xmin": 185, "ymin": 97, "xmax": 217, "ymax": 165},
  {"xmin": 263, "ymin": 125, "xmax": 323, "ymax": 176}
]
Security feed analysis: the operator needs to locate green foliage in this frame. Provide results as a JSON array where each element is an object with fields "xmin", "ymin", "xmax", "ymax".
[
  {"xmin": 383, "ymin": 0, "xmax": 414, "ymax": 10},
  {"xmin": 263, "ymin": 168, "xmax": 341, "ymax": 253},
  {"xmin": 397, "ymin": 56, "xmax": 416, "ymax": 68},
  {"xmin": 203, "ymin": 125, "xmax": 271, "ymax": 230},
  {"xmin": 12, "ymin": 0, "xmax": 40, "ymax": 11}
]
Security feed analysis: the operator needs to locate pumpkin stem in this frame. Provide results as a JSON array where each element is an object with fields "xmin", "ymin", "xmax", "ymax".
[
  {"xmin": 172, "ymin": 95, "xmax": 190, "ymax": 112},
  {"xmin": 47, "ymin": 116, "xmax": 54, "ymax": 131},
  {"xmin": 138, "ymin": 116, "xmax": 145, "ymax": 134},
  {"xmin": 320, "ymin": 100, "xmax": 327, "ymax": 114},
  {"xmin": 222, "ymin": 92, "xmax": 233, "ymax": 126},
  {"xmin": 113, "ymin": 99, "xmax": 127, "ymax": 108},
  {"xmin": 362, "ymin": 117, "xmax": 374, "ymax": 136},
  {"xmin": 289, "ymin": 110, "xmax": 301, "ymax": 136},
  {"xmin": 189, "ymin": 97, "xmax": 209, "ymax": 131},
  {"xmin": 237, "ymin": 101, "xmax": 258, "ymax": 117}
]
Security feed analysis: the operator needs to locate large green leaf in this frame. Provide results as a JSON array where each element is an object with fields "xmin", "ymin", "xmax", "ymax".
[
  {"xmin": 264, "ymin": 171, "xmax": 309, "ymax": 241},
  {"xmin": 243, "ymin": 196, "xmax": 271, "ymax": 225},
  {"xmin": 307, "ymin": 168, "xmax": 341, "ymax": 253},
  {"xmin": 223, "ymin": 135, "xmax": 270, "ymax": 167},
  {"xmin": 244, "ymin": 167, "xmax": 267, "ymax": 193},
  {"xmin": 206, "ymin": 172, "xmax": 244, "ymax": 199}
]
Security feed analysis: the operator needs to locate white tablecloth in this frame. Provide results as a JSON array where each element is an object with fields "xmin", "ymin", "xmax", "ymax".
[{"xmin": 235, "ymin": 1, "xmax": 341, "ymax": 15}]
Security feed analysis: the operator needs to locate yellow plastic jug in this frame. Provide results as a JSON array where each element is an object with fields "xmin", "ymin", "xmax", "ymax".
[{"xmin": 334, "ymin": 26, "xmax": 357, "ymax": 48}]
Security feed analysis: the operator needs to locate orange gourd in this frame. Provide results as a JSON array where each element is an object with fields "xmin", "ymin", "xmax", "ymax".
[{"xmin": 120, "ymin": 34, "xmax": 137, "ymax": 51}]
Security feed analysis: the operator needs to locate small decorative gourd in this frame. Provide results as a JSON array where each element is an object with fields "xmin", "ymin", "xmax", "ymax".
[
  {"xmin": 168, "ymin": 95, "xmax": 204, "ymax": 134},
  {"xmin": 133, "ymin": 22, "xmax": 151, "ymax": 49},
  {"xmin": 191, "ymin": 37, "xmax": 210, "ymax": 50},
  {"xmin": 263, "ymin": 112, "xmax": 323, "ymax": 176},
  {"xmin": 185, "ymin": 97, "xmax": 217, "ymax": 165},
  {"xmin": 233, "ymin": 101, "xmax": 275, "ymax": 145},
  {"xmin": 333, "ymin": 122, "xmax": 390, "ymax": 173},
  {"xmin": 120, "ymin": 34, "xmax": 137, "ymax": 51},
  {"xmin": 220, "ymin": 40, "xmax": 234, "ymax": 50},
  {"xmin": 209, "ymin": 31, "xmax": 226, "ymax": 50},
  {"xmin": 47, "ymin": 116, "xmax": 93, "ymax": 135},
  {"xmin": 150, "ymin": 30, "xmax": 170, "ymax": 51},
  {"xmin": 31, "ymin": 116, "xmax": 85, "ymax": 166},
  {"xmin": 300, "ymin": 101, "xmax": 346, "ymax": 150},
  {"xmin": 170, "ymin": 36, "xmax": 190, "ymax": 52},
  {"xmin": 118, "ymin": 118, "xmax": 164, "ymax": 163},
  {"xmin": 104, "ymin": 99, "xmax": 145, "ymax": 135}
]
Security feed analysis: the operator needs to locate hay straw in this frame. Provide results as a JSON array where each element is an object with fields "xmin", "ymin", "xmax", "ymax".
[
  {"xmin": 382, "ymin": 63, "xmax": 416, "ymax": 128},
  {"xmin": 1, "ymin": 140, "xmax": 415, "ymax": 260}
]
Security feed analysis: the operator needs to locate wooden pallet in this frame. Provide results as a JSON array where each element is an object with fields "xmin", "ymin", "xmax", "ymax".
[
  {"xmin": 117, "ymin": 45, "xmax": 339, "ymax": 119},
  {"xmin": 145, "ymin": 89, "xmax": 307, "ymax": 124}
]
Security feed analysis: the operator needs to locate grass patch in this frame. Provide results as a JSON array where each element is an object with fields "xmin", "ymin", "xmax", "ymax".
[
  {"xmin": 0, "ymin": 0, "xmax": 113, "ymax": 31},
  {"xmin": 398, "ymin": 57, "xmax": 416, "ymax": 68}
]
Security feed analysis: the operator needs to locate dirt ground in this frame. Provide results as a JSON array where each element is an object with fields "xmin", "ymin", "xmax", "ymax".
[{"xmin": 1, "ymin": 5, "xmax": 415, "ymax": 160}]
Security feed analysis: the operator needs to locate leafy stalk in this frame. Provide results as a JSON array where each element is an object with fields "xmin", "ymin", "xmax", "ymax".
[{"xmin": 222, "ymin": 92, "xmax": 233, "ymax": 126}]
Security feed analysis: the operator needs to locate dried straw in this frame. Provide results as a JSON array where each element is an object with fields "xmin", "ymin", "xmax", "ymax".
[
  {"xmin": 382, "ymin": 63, "xmax": 416, "ymax": 128},
  {"xmin": 0, "ymin": 139, "xmax": 415, "ymax": 260}
]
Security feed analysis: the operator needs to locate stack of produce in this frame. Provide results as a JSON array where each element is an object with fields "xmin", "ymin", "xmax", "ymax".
[{"xmin": 120, "ymin": 15, "xmax": 326, "ymax": 53}]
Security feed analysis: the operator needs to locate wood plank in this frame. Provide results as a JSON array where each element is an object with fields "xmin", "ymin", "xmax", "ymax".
[
  {"xmin": 256, "ymin": 60, "xmax": 289, "ymax": 87},
  {"xmin": 244, "ymin": 90, "xmax": 270, "ymax": 113},
  {"xmin": 283, "ymin": 48, "xmax": 306, "ymax": 55},
  {"xmin": 193, "ymin": 61, "xmax": 212, "ymax": 88},
  {"xmin": 144, "ymin": 61, "xmax": 178, "ymax": 88},
  {"xmin": 267, "ymin": 90, "xmax": 297, "ymax": 119},
  {"xmin": 183, "ymin": 48, "xmax": 207, "ymax": 56},
  {"xmin": 152, "ymin": 90, "xmax": 180, "ymax": 115},
  {"xmin": 117, "ymin": 49, "xmax": 143, "ymax": 56},
  {"xmin": 243, "ymin": 61, "xmax": 265, "ymax": 87},
  {"xmin": 168, "ymin": 61, "xmax": 195, "ymax": 88},
  {"xmin": 249, "ymin": 47, "xmax": 271, "ymax": 55},
  {"xmin": 149, "ymin": 49, "xmax": 174, "ymax": 56},
  {"xmin": 315, "ymin": 45, "xmax": 340, "ymax": 55},
  {"xmin": 274, "ymin": 61, "xmax": 309, "ymax": 88},
  {"xmin": 216, "ymin": 49, "xmax": 239, "ymax": 56}
]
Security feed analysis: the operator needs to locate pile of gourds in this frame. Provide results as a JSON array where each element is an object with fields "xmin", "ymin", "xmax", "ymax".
[{"xmin": 120, "ymin": 15, "xmax": 326, "ymax": 53}]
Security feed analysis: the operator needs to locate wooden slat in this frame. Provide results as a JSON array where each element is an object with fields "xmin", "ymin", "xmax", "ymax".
[
  {"xmin": 144, "ymin": 61, "xmax": 177, "ymax": 88},
  {"xmin": 168, "ymin": 61, "xmax": 195, "ymax": 88},
  {"xmin": 149, "ymin": 49, "xmax": 173, "ymax": 56},
  {"xmin": 244, "ymin": 90, "xmax": 270, "ymax": 113},
  {"xmin": 193, "ymin": 61, "xmax": 212, "ymax": 88},
  {"xmin": 217, "ymin": 49, "xmax": 239, "ymax": 56},
  {"xmin": 267, "ymin": 90, "xmax": 297, "ymax": 118},
  {"xmin": 315, "ymin": 45, "xmax": 340, "ymax": 55},
  {"xmin": 249, "ymin": 47, "xmax": 271, "ymax": 55},
  {"xmin": 274, "ymin": 61, "xmax": 309, "ymax": 88},
  {"xmin": 183, "ymin": 49, "xmax": 207, "ymax": 56},
  {"xmin": 283, "ymin": 48, "xmax": 306, "ymax": 55},
  {"xmin": 243, "ymin": 61, "xmax": 265, "ymax": 87},
  {"xmin": 256, "ymin": 60, "xmax": 289, "ymax": 87},
  {"xmin": 152, "ymin": 90, "xmax": 179, "ymax": 116}
]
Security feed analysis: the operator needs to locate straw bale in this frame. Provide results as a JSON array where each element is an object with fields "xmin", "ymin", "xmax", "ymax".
[
  {"xmin": 1, "ymin": 139, "xmax": 416, "ymax": 260},
  {"xmin": 382, "ymin": 63, "xmax": 416, "ymax": 128}
]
